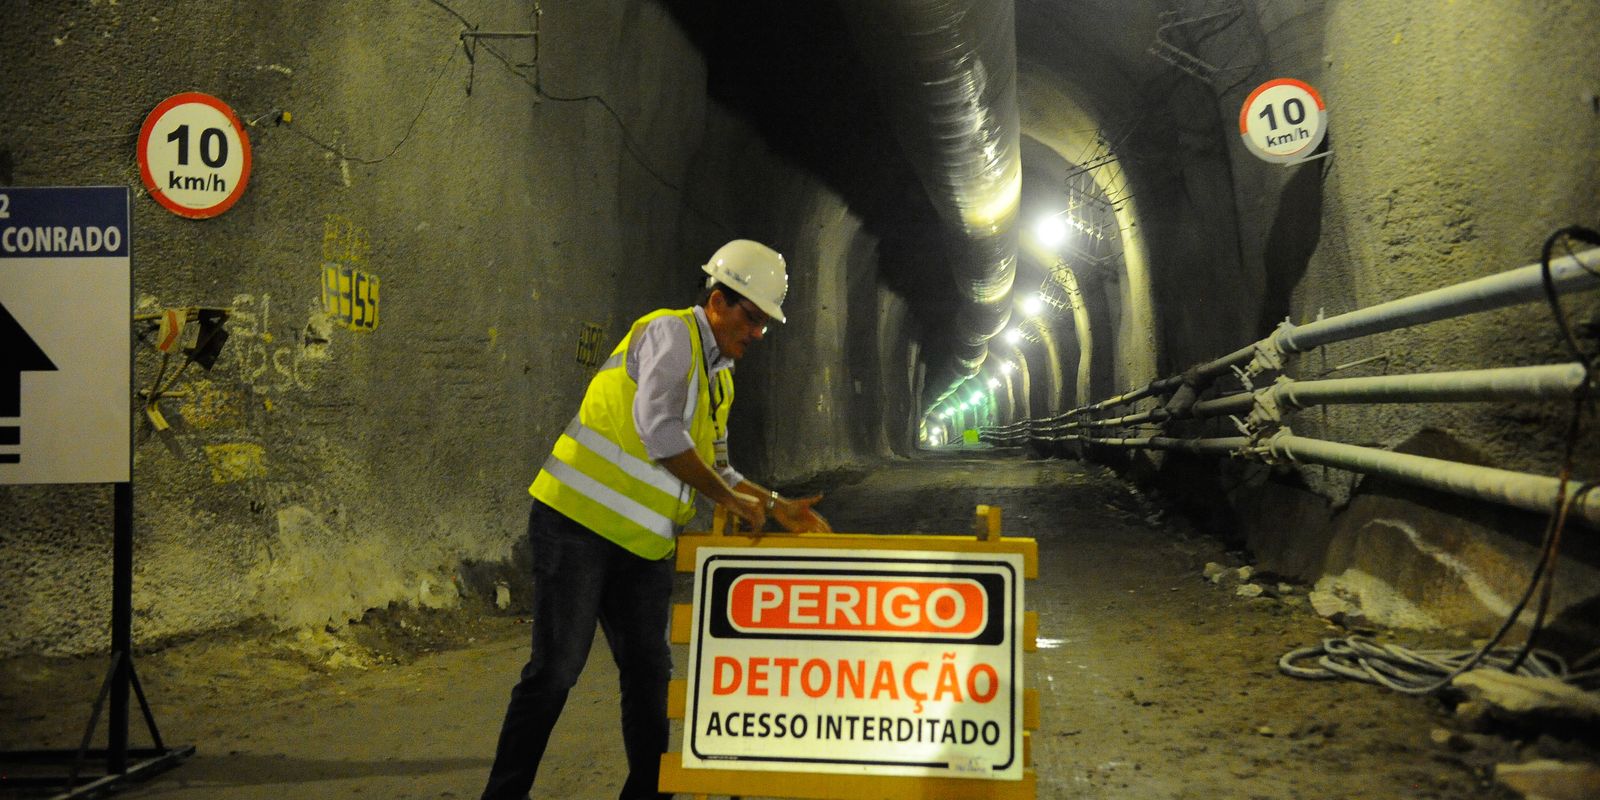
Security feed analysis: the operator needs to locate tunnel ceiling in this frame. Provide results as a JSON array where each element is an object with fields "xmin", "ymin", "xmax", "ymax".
[{"xmin": 664, "ymin": 0, "xmax": 1196, "ymax": 417}]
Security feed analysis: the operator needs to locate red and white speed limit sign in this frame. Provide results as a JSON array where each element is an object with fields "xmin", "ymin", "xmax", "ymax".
[
  {"xmin": 1238, "ymin": 78, "xmax": 1327, "ymax": 164},
  {"xmin": 137, "ymin": 92, "xmax": 252, "ymax": 218}
]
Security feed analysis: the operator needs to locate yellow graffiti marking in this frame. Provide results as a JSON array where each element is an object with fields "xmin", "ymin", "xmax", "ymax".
[
  {"xmin": 320, "ymin": 214, "xmax": 380, "ymax": 332},
  {"xmin": 322, "ymin": 263, "xmax": 380, "ymax": 331},
  {"xmin": 178, "ymin": 378, "xmax": 243, "ymax": 429},
  {"xmin": 205, "ymin": 443, "xmax": 267, "ymax": 483},
  {"xmin": 322, "ymin": 214, "xmax": 370, "ymax": 264}
]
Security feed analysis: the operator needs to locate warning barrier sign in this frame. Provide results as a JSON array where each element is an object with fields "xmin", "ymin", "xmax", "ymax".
[{"xmin": 684, "ymin": 547, "xmax": 1025, "ymax": 781}]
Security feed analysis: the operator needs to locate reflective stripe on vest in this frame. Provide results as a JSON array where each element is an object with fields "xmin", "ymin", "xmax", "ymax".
[
  {"xmin": 529, "ymin": 307, "xmax": 729, "ymax": 560},
  {"xmin": 559, "ymin": 416, "xmax": 684, "ymax": 498},
  {"xmin": 539, "ymin": 459, "xmax": 676, "ymax": 541}
]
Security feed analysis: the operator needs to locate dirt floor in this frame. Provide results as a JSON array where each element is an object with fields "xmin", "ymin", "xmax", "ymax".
[{"xmin": 1, "ymin": 453, "xmax": 1576, "ymax": 799}]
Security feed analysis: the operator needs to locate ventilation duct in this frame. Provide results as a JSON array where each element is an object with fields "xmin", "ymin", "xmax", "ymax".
[{"xmin": 839, "ymin": 0, "xmax": 1022, "ymax": 409}]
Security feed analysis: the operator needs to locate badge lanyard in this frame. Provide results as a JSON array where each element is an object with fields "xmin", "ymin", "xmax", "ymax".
[{"xmin": 701, "ymin": 345, "xmax": 733, "ymax": 470}]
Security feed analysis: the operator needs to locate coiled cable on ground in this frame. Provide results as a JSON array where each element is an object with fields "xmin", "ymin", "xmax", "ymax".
[
  {"xmin": 1279, "ymin": 227, "xmax": 1600, "ymax": 698},
  {"xmin": 1278, "ymin": 636, "xmax": 1571, "ymax": 695}
]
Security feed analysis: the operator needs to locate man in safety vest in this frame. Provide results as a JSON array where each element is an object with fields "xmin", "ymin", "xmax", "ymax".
[{"xmin": 482, "ymin": 239, "xmax": 830, "ymax": 800}]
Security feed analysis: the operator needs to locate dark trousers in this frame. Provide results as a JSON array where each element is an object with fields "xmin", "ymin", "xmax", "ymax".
[{"xmin": 481, "ymin": 501, "xmax": 675, "ymax": 800}]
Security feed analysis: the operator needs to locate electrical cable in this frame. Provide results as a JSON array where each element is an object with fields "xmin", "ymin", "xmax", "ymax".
[
  {"xmin": 276, "ymin": 39, "xmax": 461, "ymax": 166},
  {"xmin": 1279, "ymin": 478, "xmax": 1568, "ymax": 694},
  {"xmin": 1537, "ymin": 226, "xmax": 1600, "ymax": 366},
  {"xmin": 1575, "ymin": 646, "xmax": 1600, "ymax": 673},
  {"xmin": 427, "ymin": 0, "xmax": 734, "ymax": 237},
  {"xmin": 1278, "ymin": 636, "xmax": 1571, "ymax": 694},
  {"xmin": 134, "ymin": 316, "xmax": 228, "ymax": 413},
  {"xmin": 1280, "ymin": 225, "xmax": 1600, "ymax": 696},
  {"xmin": 252, "ymin": 0, "xmax": 737, "ymax": 243},
  {"xmin": 1506, "ymin": 224, "xmax": 1600, "ymax": 672}
]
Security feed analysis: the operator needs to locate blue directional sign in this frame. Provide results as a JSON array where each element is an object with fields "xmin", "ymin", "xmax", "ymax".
[{"xmin": 0, "ymin": 187, "xmax": 131, "ymax": 484}]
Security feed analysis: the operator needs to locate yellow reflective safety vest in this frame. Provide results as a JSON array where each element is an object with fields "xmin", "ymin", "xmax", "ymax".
[{"xmin": 529, "ymin": 307, "xmax": 733, "ymax": 560}]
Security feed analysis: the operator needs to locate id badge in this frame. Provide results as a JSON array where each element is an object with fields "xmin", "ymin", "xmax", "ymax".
[{"xmin": 714, "ymin": 437, "xmax": 730, "ymax": 471}]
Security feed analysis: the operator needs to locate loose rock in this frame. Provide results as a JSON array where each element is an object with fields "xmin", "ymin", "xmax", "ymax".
[
  {"xmin": 1203, "ymin": 562, "xmax": 1230, "ymax": 584},
  {"xmin": 1495, "ymin": 759, "xmax": 1600, "ymax": 800},
  {"xmin": 1452, "ymin": 670, "xmax": 1600, "ymax": 728},
  {"xmin": 1309, "ymin": 589, "xmax": 1356, "ymax": 620}
]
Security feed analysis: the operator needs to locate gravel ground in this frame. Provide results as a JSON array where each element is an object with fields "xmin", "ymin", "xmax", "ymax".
[{"xmin": 2, "ymin": 453, "xmax": 1545, "ymax": 799}]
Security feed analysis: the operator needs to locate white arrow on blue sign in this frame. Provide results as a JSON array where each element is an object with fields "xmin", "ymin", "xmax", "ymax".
[{"xmin": 0, "ymin": 186, "xmax": 131, "ymax": 484}]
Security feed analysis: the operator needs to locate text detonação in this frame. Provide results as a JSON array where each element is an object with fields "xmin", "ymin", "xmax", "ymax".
[{"xmin": 711, "ymin": 652, "xmax": 1000, "ymax": 715}]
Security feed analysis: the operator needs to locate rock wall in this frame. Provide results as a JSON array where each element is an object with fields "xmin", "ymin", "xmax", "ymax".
[
  {"xmin": 1199, "ymin": 0, "xmax": 1600, "ymax": 640},
  {"xmin": 0, "ymin": 0, "xmax": 880, "ymax": 657},
  {"xmin": 1009, "ymin": 0, "xmax": 1599, "ymax": 643}
]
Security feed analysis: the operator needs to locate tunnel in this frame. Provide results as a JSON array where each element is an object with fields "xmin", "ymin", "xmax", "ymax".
[{"xmin": 2, "ymin": 1, "xmax": 1599, "ymax": 798}]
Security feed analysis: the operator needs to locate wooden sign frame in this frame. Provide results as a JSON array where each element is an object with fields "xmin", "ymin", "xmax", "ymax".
[{"xmin": 660, "ymin": 505, "xmax": 1038, "ymax": 800}]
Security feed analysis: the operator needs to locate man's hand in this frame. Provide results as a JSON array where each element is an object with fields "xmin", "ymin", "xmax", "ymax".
[
  {"xmin": 658, "ymin": 450, "xmax": 767, "ymax": 531},
  {"xmin": 774, "ymin": 493, "xmax": 832, "ymax": 533},
  {"xmin": 726, "ymin": 491, "xmax": 767, "ymax": 532}
]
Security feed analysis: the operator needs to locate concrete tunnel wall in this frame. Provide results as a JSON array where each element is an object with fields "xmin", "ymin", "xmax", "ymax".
[
  {"xmin": 3, "ymin": 0, "xmax": 1600, "ymax": 659},
  {"xmin": 0, "ymin": 0, "xmax": 901, "ymax": 657},
  {"xmin": 1214, "ymin": 0, "xmax": 1600, "ymax": 637},
  {"xmin": 1005, "ymin": 0, "xmax": 1600, "ymax": 640}
]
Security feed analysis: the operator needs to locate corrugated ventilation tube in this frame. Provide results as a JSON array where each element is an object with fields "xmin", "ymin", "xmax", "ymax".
[{"xmin": 839, "ymin": 0, "xmax": 1022, "ymax": 410}]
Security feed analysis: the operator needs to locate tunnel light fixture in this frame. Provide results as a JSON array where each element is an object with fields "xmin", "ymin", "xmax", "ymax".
[
  {"xmin": 1000, "ymin": 360, "xmax": 1015, "ymax": 375},
  {"xmin": 1021, "ymin": 294, "xmax": 1044, "ymax": 317},
  {"xmin": 1004, "ymin": 328, "xmax": 1022, "ymax": 345},
  {"xmin": 1034, "ymin": 213, "xmax": 1068, "ymax": 248},
  {"xmin": 958, "ymin": 401, "xmax": 969, "ymax": 410},
  {"xmin": 970, "ymin": 390, "xmax": 983, "ymax": 403},
  {"xmin": 988, "ymin": 378, "xmax": 1000, "ymax": 389}
]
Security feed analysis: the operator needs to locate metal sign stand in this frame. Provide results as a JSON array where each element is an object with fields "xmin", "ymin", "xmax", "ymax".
[
  {"xmin": 1, "ymin": 489, "xmax": 196, "ymax": 798},
  {"xmin": 0, "ymin": 186, "xmax": 193, "ymax": 797}
]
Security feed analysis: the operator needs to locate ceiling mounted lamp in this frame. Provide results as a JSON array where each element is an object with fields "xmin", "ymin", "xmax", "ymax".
[
  {"xmin": 1005, "ymin": 328, "xmax": 1022, "ymax": 345},
  {"xmin": 988, "ymin": 378, "xmax": 1000, "ymax": 389},
  {"xmin": 999, "ymin": 360, "xmax": 1015, "ymax": 375},
  {"xmin": 1021, "ymin": 293, "xmax": 1044, "ymax": 317},
  {"xmin": 1034, "ymin": 213, "xmax": 1067, "ymax": 248}
]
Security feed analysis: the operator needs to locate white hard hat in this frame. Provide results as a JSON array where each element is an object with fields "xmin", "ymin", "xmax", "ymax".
[{"xmin": 702, "ymin": 239, "xmax": 788, "ymax": 323}]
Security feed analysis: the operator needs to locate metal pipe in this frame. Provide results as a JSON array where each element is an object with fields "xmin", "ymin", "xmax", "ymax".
[
  {"xmin": 1193, "ymin": 343, "xmax": 1260, "ymax": 381},
  {"xmin": 1278, "ymin": 247, "xmax": 1600, "ymax": 354},
  {"xmin": 1263, "ymin": 432, "xmax": 1600, "ymax": 527},
  {"xmin": 1184, "ymin": 363, "xmax": 1591, "ymax": 421},
  {"xmin": 1076, "ymin": 408, "xmax": 1167, "ymax": 428},
  {"xmin": 1074, "ymin": 373, "xmax": 1184, "ymax": 414},
  {"xmin": 990, "ymin": 363, "xmax": 1589, "ymax": 438},
  {"xmin": 1075, "ymin": 429, "xmax": 1600, "ymax": 525},
  {"xmin": 1090, "ymin": 436, "xmax": 1251, "ymax": 455},
  {"xmin": 459, "ymin": 31, "xmax": 537, "ymax": 39},
  {"xmin": 1190, "ymin": 392, "xmax": 1252, "ymax": 418},
  {"xmin": 1275, "ymin": 363, "xmax": 1588, "ymax": 409},
  {"xmin": 1062, "ymin": 247, "xmax": 1600, "ymax": 416}
]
